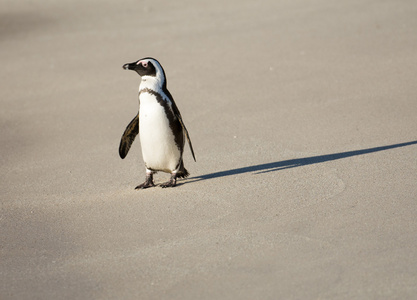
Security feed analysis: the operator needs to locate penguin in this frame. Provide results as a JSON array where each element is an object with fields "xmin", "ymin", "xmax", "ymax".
[{"xmin": 119, "ymin": 57, "xmax": 196, "ymax": 189}]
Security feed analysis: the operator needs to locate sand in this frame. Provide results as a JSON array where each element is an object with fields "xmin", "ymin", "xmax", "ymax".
[{"xmin": 1, "ymin": 0, "xmax": 417, "ymax": 299}]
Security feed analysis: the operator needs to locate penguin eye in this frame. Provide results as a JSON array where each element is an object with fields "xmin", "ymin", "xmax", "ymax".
[{"xmin": 142, "ymin": 62, "xmax": 148, "ymax": 68}]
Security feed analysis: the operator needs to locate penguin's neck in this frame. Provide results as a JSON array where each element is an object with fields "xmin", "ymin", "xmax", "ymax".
[{"xmin": 139, "ymin": 76, "xmax": 163, "ymax": 92}]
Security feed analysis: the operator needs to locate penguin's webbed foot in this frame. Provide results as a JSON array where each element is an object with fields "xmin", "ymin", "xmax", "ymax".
[
  {"xmin": 135, "ymin": 181, "xmax": 155, "ymax": 189},
  {"xmin": 160, "ymin": 174, "xmax": 177, "ymax": 188},
  {"xmin": 135, "ymin": 174, "xmax": 155, "ymax": 190}
]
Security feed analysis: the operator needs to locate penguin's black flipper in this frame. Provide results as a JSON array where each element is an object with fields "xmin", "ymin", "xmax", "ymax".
[
  {"xmin": 171, "ymin": 101, "xmax": 196, "ymax": 162},
  {"xmin": 119, "ymin": 114, "xmax": 139, "ymax": 159},
  {"xmin": 179, "ymin": 118, "xmax": 196, "ymax": 162}
]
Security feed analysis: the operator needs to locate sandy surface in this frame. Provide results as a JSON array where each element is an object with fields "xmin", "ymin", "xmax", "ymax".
[{"xmin": 1, "ymin": 0, "xmax": 417, "ymax": 299}]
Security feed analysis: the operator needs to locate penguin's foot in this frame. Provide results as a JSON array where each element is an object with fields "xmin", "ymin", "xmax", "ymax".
[
  {"xmin": 135, "ymin": 181, "xmax": 155, "ymax": 189},
  {"xmin": 135, "ymin": 174, "xmax": 155, "ymax": 190},
  {"xmin": 160, "ymin": 174, "xmax": 177, "ymax": 188}
]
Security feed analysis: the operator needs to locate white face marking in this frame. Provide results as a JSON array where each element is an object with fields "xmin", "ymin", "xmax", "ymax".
[{"xmin": 138, "ymin": 58, "xmax": 166, "ymax": 88}]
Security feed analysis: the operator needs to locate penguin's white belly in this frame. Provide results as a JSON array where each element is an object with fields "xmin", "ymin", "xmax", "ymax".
[{"xmin": 139, "ymin": 94, "xmax": 180, "ymax": 172}]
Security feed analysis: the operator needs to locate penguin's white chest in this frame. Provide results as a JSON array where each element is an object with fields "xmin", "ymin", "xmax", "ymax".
[{"xmin": 139, "ymin": 92, "xmax": 180, "ymax": 172}]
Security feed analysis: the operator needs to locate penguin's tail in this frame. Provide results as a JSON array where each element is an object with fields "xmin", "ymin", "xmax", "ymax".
[{"xmin": 176, "ymin": 160, "xmax": 190, "ymax": 179}]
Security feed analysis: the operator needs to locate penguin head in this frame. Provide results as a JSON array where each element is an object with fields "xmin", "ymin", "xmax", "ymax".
[{"xmin": 123, "ymin": 57, "xmax": 167, "ymax": 87}]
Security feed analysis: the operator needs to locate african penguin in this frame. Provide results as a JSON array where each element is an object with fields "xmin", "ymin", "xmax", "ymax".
[{"xmin": 119, "ymin": 57, "xmax": 196, "ymax": 189}]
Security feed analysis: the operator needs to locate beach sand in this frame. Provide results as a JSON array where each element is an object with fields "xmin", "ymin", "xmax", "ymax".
[{"xmin": 1, "ymin": 0, "xmax": 417, "ymax": 299}]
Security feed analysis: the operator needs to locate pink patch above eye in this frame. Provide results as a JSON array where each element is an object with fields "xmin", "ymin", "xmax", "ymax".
[{"xmin": 137, "ymin": 61, "xmax": 148, "ymax": 67}]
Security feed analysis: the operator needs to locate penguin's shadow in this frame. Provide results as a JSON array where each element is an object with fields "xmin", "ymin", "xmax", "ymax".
[{"xmin": 187, "ymin": 140, "xmax": 417, "ymax": 183}]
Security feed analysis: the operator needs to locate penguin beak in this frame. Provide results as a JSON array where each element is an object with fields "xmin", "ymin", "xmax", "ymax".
[{"xmin": 123, "ymin": 62, "xmax": 137, "ymax": 70}]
